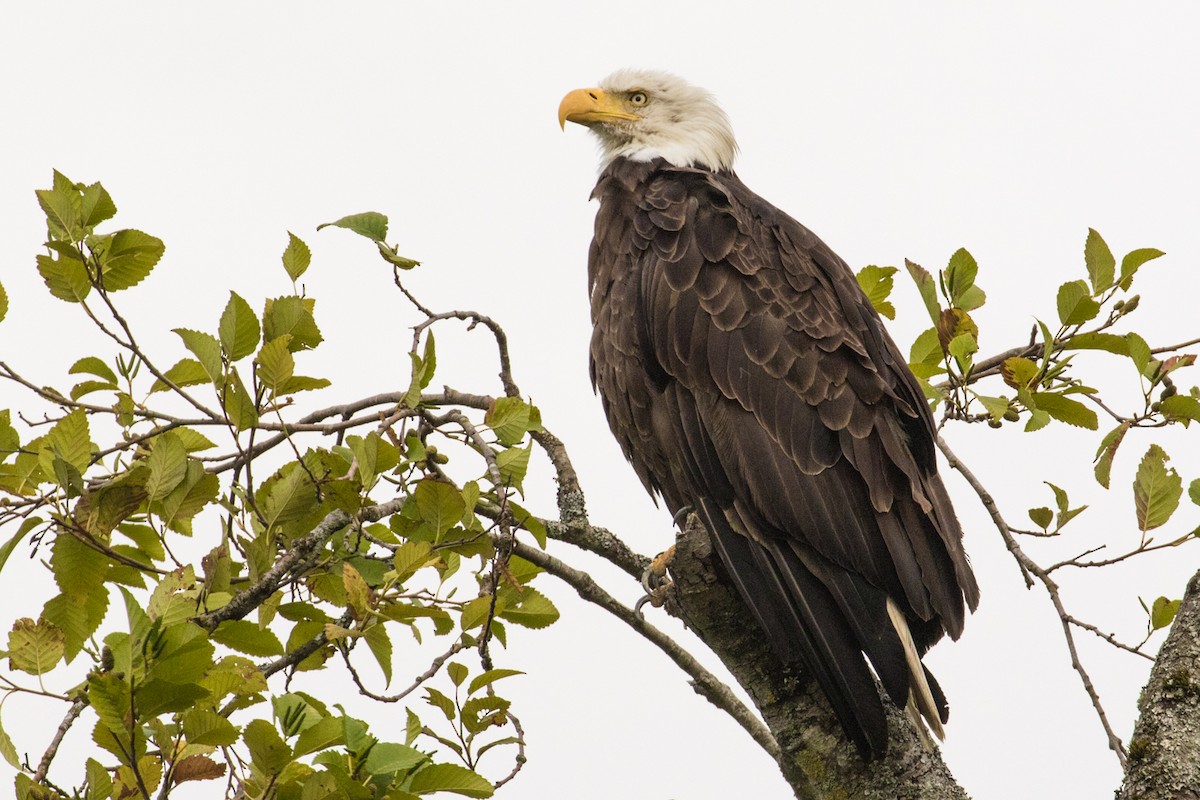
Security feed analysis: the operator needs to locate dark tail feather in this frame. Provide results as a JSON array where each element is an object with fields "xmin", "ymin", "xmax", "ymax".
[{"xmin": 700, "ymin": 499, "xmax": 888, "ymax": 757}]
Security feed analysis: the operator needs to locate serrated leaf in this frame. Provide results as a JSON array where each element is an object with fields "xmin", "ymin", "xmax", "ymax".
[
  {"xmin": 1024, "ymin": 408, "xmax": 1051, "ymax": 433},
  {"xmin": 855, "ymin": 265, "xmax": 897, "ymax": 320},
  {"xmin": 37, "ymin": 177, "xmax": 84, "ymax": 241},
  {"xmin": 243, "ymin": 719, "xmax": 292, "ymax": 775},
  {"xmin": 275, "ymin": 375, "xmax": 331, "ymax": 395},
  {"xmin": 1160, "ymin": 395, "xmax": 1200, "ymax": 426},
  {"xmin": 262, "ymin": 296, "xmax": 323, "ymax": 351},
  {"xmin": 173, "ymin": 329, "xmax": 224, "ymax": 387},
  {"xmin": 158, "ymin": 461, "xmax": 220, "ymax": 534},
  {"xmin": 904, "ymin": 259, "xmax": 941, "ymax": 324},
  {"xmin": 149, "ymin": 358, "xmax": 212, "ymax": 394},
  {"xmin": 70, "ymin": 356, "xmax": 119, "ymax": 384},
  {"xmin": 1084, "ymin": 228, "xmax": 1115, "ymax": 294},
  {"xmin": 1134, "ymin": 444, "xmax": 1182, "ymax": 532},
  {"xmin": 908, "ymin": 327, "xmax": 943, "ymax": 369},
  {"xmin": 425, "ymin": 688, "xmax": 456, "ymax": 721},
  {"xmin": 467, "ymin": 668, "xmax": 523, "ymax": 696},
  {"xmin": 80, "ymin": 181, "xmax": 116, "ymax": 228},
  {"xmin": 1120, "ymin": 248, "xmax": 1164, "ymax": 290},
  {"xmin": 363, "ymin": 624, "xmax": 392, "ymax": 686},
  {"xmin": 363, "ymin": 741, "xmax": 426, "ymax": 774},
  {"xmin": 222, "ymin": 368, "xmax": 258, "ymax": 430},
  {"xmin": 172, "ymin": 754, "xmax": 226, "ymax": 785},
  {"xmin": 7, "ymin": 617, "xmax": 64, "ymax": 674},
  {"xmin": 1150, "ymin": 596, "xmax": 1182, "ymax": 631},
  {"xmin": 497, "ymin": 587, "xmax": 558, "ymax": 629},
  {"xmin": 293, "ymin": 715, "xmax": 345, "ymax": 757},
  {"xmin": 256, "ymin": 335, "xmax": 295, "ymax": 395},
  {"xmin": 211, "ymin": 620, "xmax": 284, "ymax": 656},
  {"xmin": 44, "ymin": 408, "xmax": 92, "ymax": 476},
  {"xmin": 1125, "ymin": 332, "xmax": 1152, "ymax": 377},
  {"xmin": 282, "ymin": 232, "xmax": 311, "ymax": 281},
  {"xmin": 415, "ymin": 480, "xmax": 466, "ymax": 538},
  {"xmin": 219, "ymin": 292, "xmax": 261, "ymax": 361},
  {"xmin": 145, "ymin": 432, "xmax": 188, "ymax": 501},
  {"xmin": 975, "ymin": 394, "xmax": 1011, "ymax": 423},
  {"xmin": 1031, "ymin": 392, "xmax": 1098, "ymax": 430},
  {"xmin": 485, "ymin": 398, "xmax": 542, "ymax": 447},
  {"xmin": 1190, "ymin": 478, "xmax": 1200, "ymax": 506},
  {"xmin": 1064, "ymin": 332, "xmax": 1129, "ymax": 356},
  {"xmin": 1057, "ymin": 280, "xmax": 1101, "ymax": 326},
  {"xmin": 935, "ymin": 308, "xmax": 977, "ymax": 353},
  {"xmin": 405, "ymin": 332, "xmax": 437, "ymax": 408},
  {"xmin": 944, "ymin": 248, "xmax": 981, "ymax": 309},
  {"xmin": 496, "ymin": 445, "xmax": 531, "ymax": 492},
  {"xmin": 408, "ymin": 762, "xmax": 494, "ymax": 798},
  {"xmin": 317, "ymin": 211, "xmax": 389, "ymax": 242},
  {"xmin": 393, "ymin": 541, "xmax": 435, "ymax": 582},
  {"xmin": 37, "ymin": 252, "xmax": 91, "ymax": 303},
  {"xmin": 96, "ymin": 229, "xmax": 164, "ymax": 291},
  {"xmin": 343, "ymin": 561, "xmax": 371, "ymax": 615}
]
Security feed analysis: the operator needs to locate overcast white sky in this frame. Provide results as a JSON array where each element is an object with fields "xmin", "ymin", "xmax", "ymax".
[{"xmin": 2, "ymin": 3, "xmax": 1199, "ymax": 799}]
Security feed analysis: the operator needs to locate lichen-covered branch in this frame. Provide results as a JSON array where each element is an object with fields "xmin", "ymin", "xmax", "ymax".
[
  {"xmin": 1117, "ymin": 569, "xmax": 1200, "ymax": 800},
  {"xmin": 669, "ymin": 516, "xmax": 969, "ymax": 800}
]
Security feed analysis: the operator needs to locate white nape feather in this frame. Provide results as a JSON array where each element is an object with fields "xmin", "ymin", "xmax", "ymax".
[{"xmin": 591, "ymin": 69, "xmax": 738, "ymax": 172}]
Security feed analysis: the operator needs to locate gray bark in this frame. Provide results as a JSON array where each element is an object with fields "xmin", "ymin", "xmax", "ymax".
[
  {"xmin": 1117, "ymin": 568, "xmax": 1200, "ymax": 800},
  {"xmin": 670, "ymin": 516, "xmax": 970, "ymax": 800}
]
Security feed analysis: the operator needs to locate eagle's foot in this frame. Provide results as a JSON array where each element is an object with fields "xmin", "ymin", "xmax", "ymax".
[
  {"xmin": 634, "ymin": 545, "xmax": 677, "ymax": 619},
  {"xmin": 671, "ymin": 506, "xmax": 694, "ymax": 531}
]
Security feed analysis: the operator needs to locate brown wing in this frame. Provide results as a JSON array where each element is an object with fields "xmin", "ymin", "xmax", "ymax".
[{"xmin": 588, "ymin": 158, "xmax": 978, "ymax": 756}]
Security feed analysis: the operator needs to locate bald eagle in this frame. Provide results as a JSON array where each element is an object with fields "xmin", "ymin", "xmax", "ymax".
[{"xmin": 559, "ymin": 70, "xmax": 979, "ymax": 757}]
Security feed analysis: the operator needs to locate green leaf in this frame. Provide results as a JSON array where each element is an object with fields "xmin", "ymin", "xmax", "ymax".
[
  {"xmin": 855, "ymin": 265, "xmax": 897, "ymax": 319},
  {"xmin": 158, "ymin": 461, "xmax": 219, "ymax": 534},
  {"xmin": 415, "ymin": 480, "xmax": 467, "ymax": 538},
  {"xmin": 37, "ymin": 251, "xmax": 91, "ymax": 303},
  {"xmin": 447, "ymin": 661, "xmax": 468, "ymax": 687},
  {"xmin": 1093, "ymin": 422, "xmax": 1131, "ymax": 489},
  {"xmin": 0, "ymin": 710, "xmax": 20, "ymax": 768},
  {"xmin": 70, "ymin": 356, "xmax": 119, "ymax": 385},
  {"xmin": 317, "ymin": 212, "xmax": 389, "ymax": 243},
  {"xmin": 364, "ymin": 741, "xmax": 427, "ymax": 774},
  {"xmin": 945, "ymin": 248, "xmax": 983, "ymax": 310},
  {"xmin": 1190, "ymin": 478, "xmax": 1200, "ymax": 506},
  {"xmin": 1134, "ymin": 444, "xmax": 1182, "ymax": 532},
  {"xmin": 293, "ymin": 716, "xmax": 345, "ymax": 757},
  {"xmin": 363, "ymin": 624, "xmax": 393, "ymax": 686},
  {"xmin": 1119, "ymin": 248, "xmax": 1164, "ymax": 290},
  {"xmin": 222, "ymin": 368, "xmax": 259, "ymax": 430},
  {"xmin": 7, "ymin": 617, "xmax": 64, "ymax": 674},
  {"xmin": 1160, "ymin": 395, "xmax": 1200, "ymax": 426},
  {"xmin": 496, "ymin": 445, "xmax": 532, "ymax": 492},
  {"xmin": 282, "ymin": 232, "xmax": 311, "ymax": 281},
  {"xmin": 80, "ymin": 181, "xmax": 117, "ymax": 228},
  {"xmin": 405, "ymin": 332, "xmax": 437, "ymax": 408},
  {"xmin": 211, "ymin": 620, "xmax": 284, "ymax": 656},
  {"xmin": 393, "ymin": 541, "xmax": 435, "ymax": 582},
  {"xmin": 408, "ymin": 762, "xmax": 494, "ymax": 798},
  {"xmin": 89, "ymin": 672, "xmax": 132, "ymax": 736},
  {"xmin": 975, "ymin": 394, "xmax": 1011, "ymax": 423},
  {"xmin": 37, "ymin": 176, "xmax": 84, "ymax": 241},
  {"xmin": 0, "ymin": 280, "xmax": 6, "ymax": 325},
  {"xmin": 181, "ymin": 709, "xmax": 239, "ymax": 746},
  {"xmin": 150, "ymin": 358, "xmax": 213, "ymax": 394},
  {"xmin": 243, "ymin": 719, "xmax": 293, "ymax": 775},
  {"xmin": 262, "ymin": 296, "xmax": 323, "ymax": 351},
  {"xmin": 0, "ymin": 518, "xmax": 38, "ymax": 577},
  {"xmin": 1064, "ymin": 332, "xmax": 1129, "ymax": 356},
  {"xmin": 173, "ymin": 328, "xmax": 224, "ymax": 387},
  {"xmin": 260, "ymin": 466, "xmax": 318, "ymax": 530},
  {"xmin": 1056, "ymin": 280, "xmax": 1101, "ymax": 326},
  {"xmin": 904, "ymin": 259, "xmax": 941, "ymax": 324},
  {"xmin": 45, "ymin": 408, "xmax": 92, "ymax": 474},
  {"xmin": 1125, "ymin": 332, "xmax": 1153, "ymax": 377},
  {"xmin": 95, "ymin": 229, "xmax": 164, "ymax": 291},
  {"xmin": 485, "ymin": 398, "xmax": 542, "ymax": 447},
  {"xmin": 497, "ymin": 587, "xmax": 558, "ymax": 629},
  {"xmin": 1031, "ymin": 392, "xmax": 1098, "ymax": 430},
  {"xmin": 145, "ymin": 433, "xmax": 188, "ymax": 501},
  {"xmin": 256, "ymin": 335, "xmax": 296, "ymax": 395},
  {"xmin": 1150, "ymin": 596, "xmax": 1182, "ymax": 631},
  {"xmin": 1024, "ymin": 408, "xmax": 1051, "ymax": 433},
  {"xmin": 467, "ymin": 668, "xmax": 523, "ymax": 696},
  {"xmin": 219, "ymin": 291, "xmax": 261, "ymax": 361},
  {"xmin": 1084, "ymin": 228, "xmax": 1115, "ymax": 294}
]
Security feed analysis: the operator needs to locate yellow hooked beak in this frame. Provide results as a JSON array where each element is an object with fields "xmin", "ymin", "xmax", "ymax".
[{"xmin": 558, "ymin": 88, "xmax": 640, "ymax": 130}]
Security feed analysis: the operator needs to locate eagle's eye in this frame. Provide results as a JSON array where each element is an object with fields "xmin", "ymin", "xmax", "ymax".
[{"xmin": 628, "ymin": 91, "xmax": 648, "ymax": 106}]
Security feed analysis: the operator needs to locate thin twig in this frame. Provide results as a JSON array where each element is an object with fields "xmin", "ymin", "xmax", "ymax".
[
  {"xmin": 509, "ymin": 540, "xmax": 780, "ymax": 761},
  {"xmin": 33, "ymin": 698, "xmax": 86, "ymax": 783}
]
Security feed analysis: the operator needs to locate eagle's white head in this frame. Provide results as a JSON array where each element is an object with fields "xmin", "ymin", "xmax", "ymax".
[{"xmin": 559, "ymin": 69, "xmax": 738, "ymax": 172}]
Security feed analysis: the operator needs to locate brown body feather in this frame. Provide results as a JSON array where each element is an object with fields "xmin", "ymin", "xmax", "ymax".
[{"xmin": 587, "ymin": 157, "xmax": 980, "ymax": 757}]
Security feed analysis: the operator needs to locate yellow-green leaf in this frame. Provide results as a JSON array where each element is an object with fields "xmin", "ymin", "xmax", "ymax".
[
  {"xmin": 8, "ymin": 617, "xmax": 65, "ymax": 674},
  {"xmin": 1084, "ymin": 228, "xmax": 1115, "ymax": 294},
  {"xmin": 1134, "ymin": 444, "xmax": 1182, "ymax": 532},
  {"xmin": 219, "ymin": 291, "xmax": 261, "ymax": 361},
  {"xmin": 1056, "ymin": 280, "xmax": 1101, "ymax": 326},
  {"xmin": 282, "ymin": 232, "xmax": 311, "ymax": 281}
]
